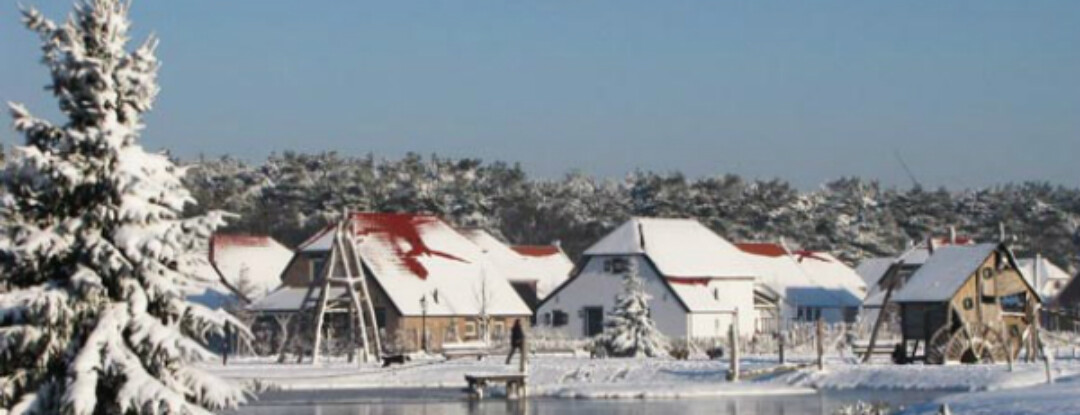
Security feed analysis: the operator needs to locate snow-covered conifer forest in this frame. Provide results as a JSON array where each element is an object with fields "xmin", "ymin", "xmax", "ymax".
[{"xmin": 183, "ymin": 153, "xmax": 1080, "ymax": 272}]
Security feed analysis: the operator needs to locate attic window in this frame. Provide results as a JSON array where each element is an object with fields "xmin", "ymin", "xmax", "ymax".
[
  {"xmin": 604, "ymin": 257, "xmax": 630, "ymax": 274},
  {"xmin": 981, "ymin": 268, "xmax": 994, "ymax": 281},
  {"xmin": 1000, "ymin": 292, "xmax": 1027, "ymax": 314}
]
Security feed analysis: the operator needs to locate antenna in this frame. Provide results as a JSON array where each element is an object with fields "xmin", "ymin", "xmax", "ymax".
[{"xmin": 893, "ymin": 149, "xmax": 922, "ymax": 188}]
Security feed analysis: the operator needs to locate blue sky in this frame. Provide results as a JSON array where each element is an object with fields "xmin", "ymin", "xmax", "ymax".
[{"xmin": 1, "ymin": 1, "xmax": 1078, "ymax": 189}]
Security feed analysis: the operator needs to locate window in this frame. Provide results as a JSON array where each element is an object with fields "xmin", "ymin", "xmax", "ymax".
[
  {"xmin": 962, "ymin": 297, "xmax": 974, "ymax": 310},
  {"xmin": 796, "ymin": 307, "xmax": 821, "ymax": 322},
  {"xmin": 446, "ymin": 318, "xmax": 459, "ymax": 342},
  {"xmin": 603, "ymin": 257, "xmax": 630, "ymax": 274},
  {"xmin": 464, "ymin": 322, "xmax": 477, "ymax": 338},
  {"xmin": 311, "ymin": 257, "xmax": 326, "ymax": 280},
  {"xmin": 493, "ymin": 322, "xmax": 506, "ymax": 339},
  {"xmin": 713, "ymin": 288, "xmax": 719, "ymax": 301},
  {"xmin": 552, "ymin": 310, "xmax": 569, "ymax": 327},
  {"xmin": 1000, "ymin": 292, "xmax": 1027, "ymax": 314},
  {"xmin": 981, "ymin": 268, "xmax": 995, "ymax": 281}
]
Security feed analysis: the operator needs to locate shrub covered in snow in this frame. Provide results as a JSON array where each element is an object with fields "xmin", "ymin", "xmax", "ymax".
[
  {"xmin": 594, "ymin": 262, "xmax": 667, "ymax": 358},
  {"xmin": 0, "ymin": 1, "xmax": 247, "ymax": 413}
]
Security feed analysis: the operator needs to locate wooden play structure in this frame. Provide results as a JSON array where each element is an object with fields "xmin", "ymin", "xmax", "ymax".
[
  {"xmin": 883, "ymin": 242, "xmax": 1041, "ymax": 364},
  {"xmin": 279, "ymin": 212, "xmax": 382, "ymax": 364}
]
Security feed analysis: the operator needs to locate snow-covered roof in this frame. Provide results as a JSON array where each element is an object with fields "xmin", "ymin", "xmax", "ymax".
[
  {"xmin": 460, "ymin": 229, "xmax": 572, "ymax": 299},
  {"xmin": 584, "ymin": 217, "xmax": 756, "ymax": 279},
  {"xmin": 795, "ymin": 251, "xmax": 868, "ymax": 299},
  {"xmin": 736, "ymin": 243, "xmax": 861, "ymax": 308},
  {"xmin": 248, "ymin": 286, "xmax": 347, "ymax": 312},
  {"xmin": 855, "ymin": 257, "xmax": 895, "ymax": 289},
  {"xmin": 893, "ymin": 244, "xmax": 999, "ymax": 303},
  {"xmin": 666, "ymin": 280, "xmax": 738, "ymax": 313},
  {"xmin": 210, "ymin": 234, "xmax": 292, "ymax": 301},
  {"xmin": 1017, "ymin": 256, "xmax": 1072, "ymax": 301},
  {"xmin": 297, "ymin": 213, "xmax": 531, "ymax": 317}
]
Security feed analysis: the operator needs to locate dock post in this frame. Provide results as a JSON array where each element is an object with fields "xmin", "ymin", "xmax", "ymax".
[
  {"xmin": 778, "ymin": 331, "xmax": 785, "ymax": 365},
  {"xmin": 728, "ymin": 309, "xmax": 740, "ymax": 381},
  {"xmin": 816, "ymin": 317, "xmax": 825, "ymax": 371}
]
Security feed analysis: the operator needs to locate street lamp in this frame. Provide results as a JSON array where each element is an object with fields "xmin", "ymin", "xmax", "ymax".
[{"xmin": 420, "ymin": 295, "xmax": 428, "ymax": 353}]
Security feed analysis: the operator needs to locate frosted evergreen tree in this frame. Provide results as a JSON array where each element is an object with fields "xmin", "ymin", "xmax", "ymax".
[
  {"xmin": 0, "ymin": 1, "xmax": 247, "ymax": 413},
  {"xmin": 596, "ymin": 262, "xmax": 666, "ymax": 358}
]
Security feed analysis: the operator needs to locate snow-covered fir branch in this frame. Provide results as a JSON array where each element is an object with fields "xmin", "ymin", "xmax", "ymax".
[{"xmin": 0, "ymin": 1, "xmax": 247, "ymax": 413}]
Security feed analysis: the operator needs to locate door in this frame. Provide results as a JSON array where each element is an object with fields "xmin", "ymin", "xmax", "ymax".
[{"xmin": 584, "ymin": 307, "xmax": 604, "ymax": 337}]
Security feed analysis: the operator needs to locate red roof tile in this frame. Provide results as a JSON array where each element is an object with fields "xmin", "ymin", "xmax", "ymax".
[
  {"xmin": 510, "ymin": 245, "xmax": 561, "ymax": 257},
  {"xmin": 735, "ymin": 242, "xmax": 787, "ymax": 257}
]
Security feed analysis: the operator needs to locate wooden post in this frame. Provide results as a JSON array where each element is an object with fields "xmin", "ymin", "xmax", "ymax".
[
  {"xmin": 816, "ymin": 317, "xmax": 825, "ymax": 371},
  {"xmin": 863, "ymin": 262, "xmax": 903, "ymax": 363},
  {"xmin": 1004, "ymin": 324, "xmax": 1014, "ymax": 372},
  {"xmin": 778, "ymin": 331, "xmax": 786, "ymax": 365},
  {"xmin": 728, "ymin": 310, "xmax": 740, "ymax": 381},
  {"xmin": 1034, "ymin": 306, "xmax": 1054, "ymax": 384}
]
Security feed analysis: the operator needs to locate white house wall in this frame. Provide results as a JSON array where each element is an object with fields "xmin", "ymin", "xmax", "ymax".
[
  {"xmin": 538, "ymin": 255, "xmax": 689, "ymax": 339},
  {"xmin": 689, "ymin": 279, "xmax": 756, "ymax": 338}
]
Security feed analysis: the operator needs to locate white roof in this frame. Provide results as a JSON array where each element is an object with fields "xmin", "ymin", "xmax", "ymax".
[
  {"xmin": 1017, "ymin": 256, "xmax": 1073, "ymax": 301},
  {"xmin": 796, "ymin": 252, "xmax": 868, "ymax": 300},
  {"xmin": 737, "ymin": 244, "xmax": 862, "ymax": 308},
  {"xmin": 584, "ymin": 218, "xmax": 756, "ymax": 279},
  {"xmin": 460, "ymin": 229, "xmax": 572, "ymax": 299},
  {"xmin": 211, "ymin": 235, "xmax": 292, "ymax": 301},
  {"xmin": 248, "ymin": 286, "xmax": 348, "ymax": 312},
  {"xmin": 299, "ymin": 213, "xmax": 531, "ymax": 317},
  {"xmin": 855, "ymin": 257, "xmax": 895, "ymax": 289},
  {"xmin": 893, "ymin": 244, "xmax": 999, "ymax": 303}
]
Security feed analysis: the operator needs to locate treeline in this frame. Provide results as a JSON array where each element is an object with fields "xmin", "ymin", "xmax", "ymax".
[{"xmin": 182, "ymin": 152, "xmax": 1080, "ymax": 272}]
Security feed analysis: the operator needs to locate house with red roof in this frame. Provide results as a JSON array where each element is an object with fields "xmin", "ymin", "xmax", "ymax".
[
  {"xmin": 250, "ymin": 213, "xmax": 532, "ymax": 352},
  {"xmin": 736, "ymin": 242, "xmax": 865, "ymax": 324},
  {"xmin": 460, "ymin": 229, "xmax": 573, "ymax": 310},
  {"xmin": 536, "ymin": 218, "xmax": 759, "ymax": 340}
]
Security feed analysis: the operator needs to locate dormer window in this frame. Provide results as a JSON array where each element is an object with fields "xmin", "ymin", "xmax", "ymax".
[{"xmin": 603, "ymin": 257, "xmax": 630, "ymax": 274}]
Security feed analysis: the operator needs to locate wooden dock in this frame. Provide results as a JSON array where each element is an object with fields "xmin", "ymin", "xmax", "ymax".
[{"xmin": 464, "ymin": 374, "xmax": 527, "ymax": 400}]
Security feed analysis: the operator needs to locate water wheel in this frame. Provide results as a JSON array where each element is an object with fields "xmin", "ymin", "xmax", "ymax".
[
  {"xmin": 928, "ymin": 323, "xmax": 1008, "ymax": 364},
  {"xmin": 925, "ymin": 325, "xmax": 954, "ymax": 364}
]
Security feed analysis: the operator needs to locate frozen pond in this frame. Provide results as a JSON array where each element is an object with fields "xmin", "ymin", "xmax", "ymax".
[{"xmin": 230, "ymin": 388, "xmax": 946, "ymax": 415}]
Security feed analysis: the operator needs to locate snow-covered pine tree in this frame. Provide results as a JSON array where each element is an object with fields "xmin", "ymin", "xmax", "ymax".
[
  {"xmin": 596, "ymin": 261, "xmax": 666, "ymax": 358},
  {"xmin": 0, "ymin": 1, "xmax": 247, "ymax": 413}
]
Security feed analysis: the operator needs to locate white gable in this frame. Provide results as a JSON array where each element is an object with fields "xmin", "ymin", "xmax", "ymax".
[
  {"xmin": 1018, "ymin": 256, "xmax": 1073, "ymax": 301},
  {"xmin": 584, "ymin": 218, "xmax": 756, "ymax": 278},
  {"xmin": 211, "ymin": 235, "xmax": 293, "ymax": 301}
]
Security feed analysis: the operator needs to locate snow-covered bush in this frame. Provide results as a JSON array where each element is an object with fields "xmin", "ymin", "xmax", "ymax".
[
  {"xmin": 594, "ymin": 262, "xmax": 666, "ymax": 358},
  {"xmin": 0, "ymin": 1, "xmax": 247, "ymax": 413}
]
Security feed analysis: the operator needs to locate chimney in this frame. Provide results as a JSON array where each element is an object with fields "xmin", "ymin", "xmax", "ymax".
[
  {"xmin": 638, "ymin": 222, "xmax": 646, "ymax": 250},
  {"xmin": 948, "ymin": 226, "xmax": 957, "ymax": 245},
  {"xmin": 999, "ymin": 222, "xmax": 1006, "ymax": 243},
  {"xmin": 926, "ymin": 235, "xmax": 936, "ymax": 255}
]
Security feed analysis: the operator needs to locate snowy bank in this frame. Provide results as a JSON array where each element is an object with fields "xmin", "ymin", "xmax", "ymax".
[{"xmin": 206, "ymin": 356, "xmax": 812, "ymax": 399}]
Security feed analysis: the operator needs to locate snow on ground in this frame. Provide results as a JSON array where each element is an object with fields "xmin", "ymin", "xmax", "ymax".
[
  {"xmin": 778, "ymin": 358, "xmax": 1080, "ymax": 392},
  {"xmin": 207, "ymin": 354, "xmax": 1080, "ymax": 408},
  {"xmin": 901, "ymin": 375, "xmax": 1080, "ymax": 415},
  {"xmin": 207, "ymin": 355, "xmax": 811, "ymax": 399}
]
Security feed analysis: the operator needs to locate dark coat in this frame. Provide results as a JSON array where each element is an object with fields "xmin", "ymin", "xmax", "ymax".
[{"xmin": 510, "ymin": 322, "xmax": 525, "ymax": 347}]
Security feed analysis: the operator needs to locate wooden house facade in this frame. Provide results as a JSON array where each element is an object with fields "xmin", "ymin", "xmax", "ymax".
[{"xmin": 891, "ymin": 243, "xmax": 1040, "ymax": 364}]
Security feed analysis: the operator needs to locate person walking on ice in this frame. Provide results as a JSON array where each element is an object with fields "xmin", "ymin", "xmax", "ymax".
[{"xmin": 506, "ymin": 320, "xmax": 525, "ymax": 365}]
